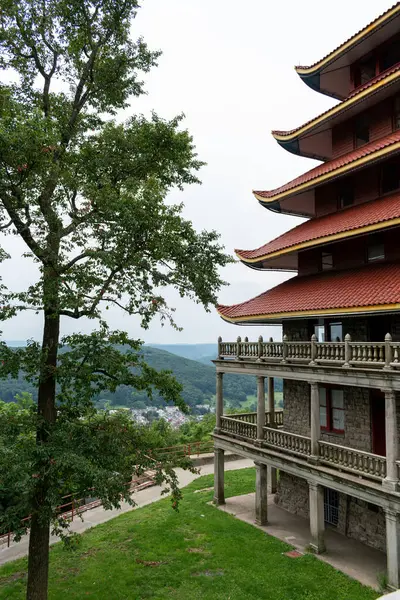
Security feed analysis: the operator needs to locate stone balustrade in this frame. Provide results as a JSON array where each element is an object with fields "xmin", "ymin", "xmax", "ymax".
[
  {"xmin": 219, "ymin": 414, "xmax": 388, "ymax": 483},
  {"xmin": 220, "ymin": 416, "xmax": 257, "ymax": 440},
  {"xmin": 319, "ymin": 440, "xmax": 386, "ymax": 480},
  {"xmin": 217, "ymin": 334, "xmax": 400, "ymax": 370},
  {"xmin": 263, "ymin": 427, "xmax": 311, "ymax": 456}
]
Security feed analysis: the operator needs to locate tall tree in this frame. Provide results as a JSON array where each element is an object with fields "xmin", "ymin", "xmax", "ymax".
[{"xmin": 0, "ymin": 1, "xmax": 231, "ymax": 598}]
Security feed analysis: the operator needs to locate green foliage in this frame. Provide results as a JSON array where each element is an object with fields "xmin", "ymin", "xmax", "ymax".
[{"xmin": 0, "ymin": 1, "xmax": 233, "ymax": 596}]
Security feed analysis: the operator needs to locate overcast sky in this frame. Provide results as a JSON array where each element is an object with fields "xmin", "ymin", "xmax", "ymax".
[{"xmin": 0, "ymin": 0, "xmax": 394, "ymax": 344}]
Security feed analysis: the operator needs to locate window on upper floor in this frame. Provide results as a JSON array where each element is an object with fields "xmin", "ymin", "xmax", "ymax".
[
  {"xmin": 338, "ymin": 185, "xmax": 354, "ymax": 209},
  {"xmin": 394, "ymin": 96, "xmax": 400, "ymax": 130},
  {"xmin": 354, "ymin": 116, "xmax": 370, "ymax": 148},
  {"xmin": 353, "ymin": 56, "xmax": 377, "ymax": 88},
  {"xmin": 379, "ymin": 38, "xmax": 400, "ymax": 73},
  {"xmin": 367, "ymin": 242, "xmax": 385, "ymax": 263},
  {"xmin": 321, "ymin": 251, "xmax": 333, "ymax": 272},
  {"xmin": 381, "ymin": 162, "xmax": 400, "ymax": 195},
  {"xmin": 319, "ymin": 387, "xmax": 344, "ymax": 434}
]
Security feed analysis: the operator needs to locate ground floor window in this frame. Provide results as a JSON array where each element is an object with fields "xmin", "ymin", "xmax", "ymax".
[
  {"xmin": 319, "ymin": 387, "xmax": 345, "ymax": 433},
  {"xmin": 324, "ymin": 488, "xmax": 339, "ymax": 526}
]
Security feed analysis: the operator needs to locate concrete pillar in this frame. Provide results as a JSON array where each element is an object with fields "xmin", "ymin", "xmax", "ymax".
[
  {"xmin": 257, "ymin": 376, "xmax": 265, "ymax": 441},
  {"xmin": 214, "ymin": 372, "xmax": 223, "ymax": 433},
  {"xmin": 255, "ymin": 462, "xmax": 268, "ymax": 525},
  {"xmin": 213, "ymin": 448, "xmax": 225, "ymax": 505},
  {"xmin": 268, "ymin": 466, "xmax": 277, "ymax": 494},
  {"xmin": 308, "ymin": 482, "xmax": 326, "ymax": 553},
  {"xmin": 384, "ymin": 389, "xmax": 398, "ymax": 491},
  {"xmin": 310, "ymin": 382, "xmax": 320, "ymax": 460},
  {"xmin": 385, "ymin": 509, "xmax": 400, "ymax": 590},
  {"xmin": 267, "ymin": 376, "xmax": 275, "ymax": 424}
]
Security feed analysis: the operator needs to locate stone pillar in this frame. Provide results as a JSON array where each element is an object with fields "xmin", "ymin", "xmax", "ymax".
[
  {"xmin": 267, "ymin": 376, "xmax": 275, "ymax": 425},
  {"xmin": 267, "ymin": 377, "xmax": 278, "ymax": 491},
  {"xmin": 255, "ymin": 462, "xmax": 268, "ymax": 525},
  {"xmin": 384, "ymin": 389, "xmax": 398, "ymax": 491},
  {"xmin": 308, "ymin": 481, "xmax": 326, "ymax": 554},
  {"xmin": 385, "ymin": 509, "xmax": 400, "ymax": 590},
  {"xmin": 257, "ymin": 376, "xmax": 265, "ymax": 441},
  {"xmin": 214, "ymin": 372, "xmax": 223, "ymax": 433},
  {"xmin": 213, "ymin": 448, "xmax": 225, "ymax": 505},
  {"xmin": 310, "ymin": 382, "xmax": 320, "ymax": 460}
]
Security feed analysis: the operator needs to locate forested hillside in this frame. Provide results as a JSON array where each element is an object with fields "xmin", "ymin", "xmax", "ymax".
[{"xmin": 0, "ymin": 343, "xmax": 283, "ymax": 410}]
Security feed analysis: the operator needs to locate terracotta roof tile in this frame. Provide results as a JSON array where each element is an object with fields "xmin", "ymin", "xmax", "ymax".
[
  {"xmin": 254, "ymin": 130, "xmax": 400, "ymax": 201},
  {"xmin": 236, "ymin": 193, "xmax": 400, "ymax": 262},
  {"xmin": 295, "ymin": 3, "xmax": 400, "ymax": 73},
  {"xmin": 217, "ymin": 263, "xmax": 400, "ymax": 321},
  {"xmin": 272, "ymin": 64, "xmax": 400, "ymax": 139}
]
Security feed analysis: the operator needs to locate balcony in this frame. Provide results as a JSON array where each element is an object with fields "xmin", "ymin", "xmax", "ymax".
[
  {"xmin": 218, "ymin": 412, "xmax": 389, "ymax": 483},
  {"xmin": 215, "ymin": 334, "xmax": 400, "ymax": 392},
  {"xmin": 218, "ymin": 334, "xmax": 400, "ymax": 369}
]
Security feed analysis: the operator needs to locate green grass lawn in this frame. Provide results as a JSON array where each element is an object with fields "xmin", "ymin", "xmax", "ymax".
[{"xmin": 0, "ymin": 468, "xmax": 379, "ymax": 600}]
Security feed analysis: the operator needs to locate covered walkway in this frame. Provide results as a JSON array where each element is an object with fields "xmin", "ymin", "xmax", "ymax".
[{"xmin": 217, "ymin": 492, "xmax": 386, "ymax": 591}]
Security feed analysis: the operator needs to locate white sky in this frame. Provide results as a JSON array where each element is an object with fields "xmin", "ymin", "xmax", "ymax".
[{"xmin": 0, "ymin": 0, "xmax": 394, "ymax": 344}]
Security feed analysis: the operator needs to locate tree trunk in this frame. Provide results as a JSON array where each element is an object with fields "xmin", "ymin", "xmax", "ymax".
[
  {"xmin": 26, "ymin": 513, "xmax": 51, "ymax": 600},
  {"xmin": 26, "ymin": 304, "xmax": 60, "ymax": 600}
]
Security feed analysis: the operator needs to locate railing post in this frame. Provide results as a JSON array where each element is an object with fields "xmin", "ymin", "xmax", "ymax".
[
  {"xmin": 236, "ymin": 336, "xmax": 241, "ymax": 360},
  {"xmin": 257, "ymin": 335, "xmax": 263, "ymax": 361},
  {"xmin": 383, "ymin": 389, "xmax": 398, "ymax": 491},
  {"xmin": 343, "ymin": 333, "xmax": 352, "ymax": 368},
  {"xmin": 310, "ymin": 334, "xmax": 317, "ymax": 365},
  {"xmin": 217, "ymin": 336, "xmax": 223, "ymax": 359},
  {"xmin": 282, "ymin": 335, "xmax": 288, "ymax": 363},
  {"xmin": 256, "ymin": 376, "xmax": 265, "ymax": 442},
  {"xmin": 309, "ymin": 382, "xmax": 320, "ymax": 462},
  {"xmin": 385, "ymin": 333, "xmax": 393, "ymax": 370},
  {"xmin": 214, "ymin": 372, "xmax": 224, "ymax": 433}
]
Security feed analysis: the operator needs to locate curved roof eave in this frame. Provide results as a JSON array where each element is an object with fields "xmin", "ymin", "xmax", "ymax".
[
  {"xmin": 294, "ymin": 3, "xmax": 400, "ymax": 78},
  {"xmin": 272, "ymin": 65, "xmax": 400, "ymax": 159}
]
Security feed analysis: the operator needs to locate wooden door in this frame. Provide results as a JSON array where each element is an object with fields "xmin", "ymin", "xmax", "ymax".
[{"xmin": 371, "ymin": 392, "xmax": 386, "ymax": 457}]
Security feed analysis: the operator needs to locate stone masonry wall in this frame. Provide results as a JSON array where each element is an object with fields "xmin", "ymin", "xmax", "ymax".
[
  {"xmin": 283, "ymin": 382, "xmax": 372, "ymax": 453},
  {"xmin": 346, "ymin": 498, "xmax": 386, "ymax": 552},
  {"xmin": 274, "ymin": 472, "xmax": 309, "ymax": 519},
  {"xmin": 282, "ymin": 380, "xmax": 310, "ymax": 436},
  {"xmin": 275, "ymin": 473, "xmax": 386, "ymax": 552}
]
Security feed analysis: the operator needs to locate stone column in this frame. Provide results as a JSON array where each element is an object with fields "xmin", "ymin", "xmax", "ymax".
[
  {"xmin": 267, "ymin": 376, "xmax": 275, "ymax": 425},
  {"xmin": 255, "ymin": 462, "xmax": 268, "ymax": 525},
  {"xmin": 213, "ymin": 448, "xmax": 225, "ymax": 505},
  {"xmin": 310, "ymin": 382, "xmax": 320, "ymax": 460},
  {"xmin": 384, "ymin": 389, "xmax": 398, "ymax": 491},
  {"xmin": 267, "ymin": 377, "xmax": 277, "ymax": 492},
  {"xmin": 214, "ymin": 372, "xmax": 223, "ymax": 433},
  {"xmin": 308, "ymin": 481, "xmax": 326, "ymax": 553},
  {"xmin": 257, "ymin": 376, "xmax": 265, "ymax": 441},
  {"xmin": 385, "ymin": 509, "xmax": 400, "ymax": 590}
]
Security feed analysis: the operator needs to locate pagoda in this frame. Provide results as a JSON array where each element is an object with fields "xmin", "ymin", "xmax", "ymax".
[{"xmin": 213, "ymin": 3, "xmax": 400, "ymax": 590}]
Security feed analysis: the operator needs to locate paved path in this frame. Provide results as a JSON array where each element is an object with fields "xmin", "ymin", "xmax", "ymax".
[{"xmin": 0, "ymin": 458, "xmax": 253, "ymax": 566}]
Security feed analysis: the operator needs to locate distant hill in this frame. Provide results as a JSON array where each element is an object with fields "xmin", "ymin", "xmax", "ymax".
[
  {"xmin": 147, "ymin": 343, "xmax": 217, "ymax": 363},
  {"xmin": 0, "ymin": 344, "xmax": 257, "ymax": 411}
]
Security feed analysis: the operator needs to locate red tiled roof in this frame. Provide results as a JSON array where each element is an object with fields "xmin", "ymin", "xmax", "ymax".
[
  {"xmin": 295, "ymin": 3, "xmax": 400, "ymax": 73},
  {"xmin": 272, "ymin": 64, "xmax": 400, "ymax": 139},
  {"xmin": 236, "ymin": 193, "xmax": 400, "ymax": 262},
  {"xmin": 217, "ymin": 263, "xmax": 400, "ymax": 321},
  {"xmin": 255, "ymin": 130, "xmax": 400, "ymax": 201}
]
